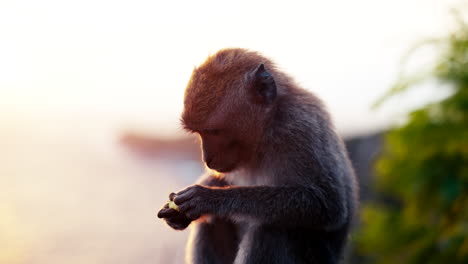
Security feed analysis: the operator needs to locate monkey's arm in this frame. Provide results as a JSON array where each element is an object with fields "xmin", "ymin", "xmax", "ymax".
[
  {"xmin": 198, "ymin": 173, "xmax": 229, "ymax": 187},
  {"xmin": 174, "ymin": 184, "xmax": 349, "ymax": 230}
]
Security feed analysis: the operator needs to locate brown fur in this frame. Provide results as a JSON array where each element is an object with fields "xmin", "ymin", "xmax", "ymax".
[{"xmin": 182, "ymin": 48, "xmax": 281, "ymax": 130}]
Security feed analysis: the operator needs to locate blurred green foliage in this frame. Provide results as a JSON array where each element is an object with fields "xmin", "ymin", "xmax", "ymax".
[{"xmin": 355, "ymin": 18, "xmax": 468, "ymax": 263}]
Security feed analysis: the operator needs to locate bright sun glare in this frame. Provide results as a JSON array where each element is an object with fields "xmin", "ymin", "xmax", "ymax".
[{"xmin": 0, "ymin": 0, "xmax": 463, "ymax": 137}]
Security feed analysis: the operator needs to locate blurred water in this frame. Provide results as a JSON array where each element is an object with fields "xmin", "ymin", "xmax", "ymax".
[{"xmin": 0, "ymin": 116, "xmax": 203, "ymax": 264}]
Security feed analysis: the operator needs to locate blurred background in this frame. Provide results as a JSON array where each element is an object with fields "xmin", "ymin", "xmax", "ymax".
[{"xmin": 1, "ymin": 0, "xmax": 467, "ymax": 263}]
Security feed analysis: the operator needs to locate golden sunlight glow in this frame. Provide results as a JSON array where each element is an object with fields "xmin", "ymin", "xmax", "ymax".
[
  {"xmin": 0, "ymin": 0, "xmax": 463, "ymax": 137},
  {"xmin": 0, "ymin": 205, "xmax": 30, "ymax": 264}
]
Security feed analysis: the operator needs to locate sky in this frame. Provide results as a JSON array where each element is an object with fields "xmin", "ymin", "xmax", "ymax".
[{"xmin": 0, "ymin": 0, "xmax": 466, "ymax": 137}]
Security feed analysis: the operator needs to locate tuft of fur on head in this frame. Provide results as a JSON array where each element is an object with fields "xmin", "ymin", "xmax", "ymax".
[{"xmin": 181, "ymin": 48, "xmax": 279, "ymax": 130}]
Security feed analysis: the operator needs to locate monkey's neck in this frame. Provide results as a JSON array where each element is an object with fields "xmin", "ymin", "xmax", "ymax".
[{"xmin": 223, "ymin": 168, "xmax": 272, "ymax": 187}]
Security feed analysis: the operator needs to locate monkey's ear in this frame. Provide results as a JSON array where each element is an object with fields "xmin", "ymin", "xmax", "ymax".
[{"xmin": 252, "ymin": 64, "xmax": 277, "ymax": 104}]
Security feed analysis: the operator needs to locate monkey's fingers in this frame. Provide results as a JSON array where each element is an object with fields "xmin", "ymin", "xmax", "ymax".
[
  {"xmin": 166, "ymin": 220, "xmax": 190, "ymax": 230},
  {"xmin": 157, "ymin": 208, "xmax": 178, "ymax": 218},
  {"xmin": 169, "ymin": 192, "xmax": 177, "ymax": 201},
  {"xmin": 174, "ymin": 185, "xmax": 199, "ymax": 204},
  {"xmin": 165, "ymin": 215, "xmax": 192, "ymax": 230},
  {"xmin": 173, "ymin": 193, "xmax": 191, "ymax": 205}
]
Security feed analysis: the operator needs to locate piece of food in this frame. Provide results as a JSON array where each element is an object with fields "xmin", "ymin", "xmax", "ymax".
[{"xmin": 167, "ymin": 201, "xmax": 179, "ymax": 211}]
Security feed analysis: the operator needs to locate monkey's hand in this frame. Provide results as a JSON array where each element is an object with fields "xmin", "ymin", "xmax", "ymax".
[
  {"xmin": 173, "ymin": 184, "xmax": 222, "ymax": 220},
  {"xmin": 157, "ymin": 193, "xmax": 193, "ymax": 230}
]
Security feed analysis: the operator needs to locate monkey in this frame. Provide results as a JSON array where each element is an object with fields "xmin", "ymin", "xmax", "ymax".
[{"xmin": 157, "ymin": 48, "xmax": 358, "ymax": 264}]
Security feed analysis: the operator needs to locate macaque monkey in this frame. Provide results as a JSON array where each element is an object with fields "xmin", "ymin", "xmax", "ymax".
[{"xmin": 158, "ymin": 48, "xmax": 358, "ymax": 264}]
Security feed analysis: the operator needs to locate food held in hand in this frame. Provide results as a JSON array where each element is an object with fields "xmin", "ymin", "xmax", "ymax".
[{"xmin": 167, "ymin": 201, "xmax": 179, "ymax": 211}]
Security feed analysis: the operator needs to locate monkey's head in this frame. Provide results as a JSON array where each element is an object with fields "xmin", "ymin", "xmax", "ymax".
[{"xmin": 181, "ymin": 48, "xmax": 279, "ymax": 173}]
